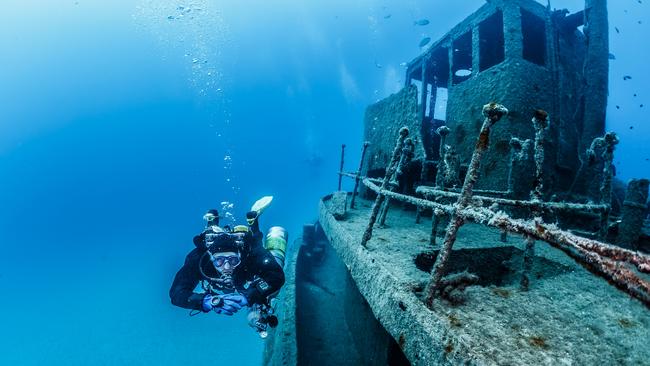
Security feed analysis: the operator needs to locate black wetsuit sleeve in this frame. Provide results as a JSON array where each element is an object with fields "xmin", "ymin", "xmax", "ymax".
[
  {"xmin": 193, "ymin": 232, "xmax": 206, "ymax": 249},
  {"xmin": 240, "ymin": 246, "xmax": 285, "ymax": 305},
  {"xmin": 169, "ymin": 248, "xmax": 207, "ymax": 311}
]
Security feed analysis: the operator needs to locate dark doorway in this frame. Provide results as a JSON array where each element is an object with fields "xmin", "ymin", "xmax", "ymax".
[
  {"xmin": 521, "ymin": 9, "xmax": 546, "ymax": 66},
  {"xmin": 479, "ymin": 11, "xmax": 505, "ymax": 71}
]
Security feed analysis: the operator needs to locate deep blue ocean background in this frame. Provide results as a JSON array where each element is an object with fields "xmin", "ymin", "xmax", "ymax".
[{"xmin": 0, "ymin": 1, "xmax": 647, "ymax": 365}]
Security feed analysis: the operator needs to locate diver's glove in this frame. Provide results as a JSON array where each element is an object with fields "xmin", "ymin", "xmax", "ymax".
[
  {"xmin": 221, "ymin": 293, "xmax": 249, "ymax": 313},
  {"xmin": 202, "ymin": 294, "xmax": 215, "ymax": 312}
]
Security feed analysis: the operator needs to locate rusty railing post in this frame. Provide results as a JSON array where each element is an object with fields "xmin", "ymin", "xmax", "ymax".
[
  {"xmin": 425, "ymin": 103, "xmax": 508, "ymax": 306},
  {"xmin": 379, "ymin": 138, "xmax": 414, "ymax": 227},
  {"xmin": 360, "ymin": 128, "xmax": 409, "ymax": 247},
  {"xmin": 416, "ymin": 126, "xmax": 449, "ymax": 224},
  {"xmin": 350, "ymin": 141, "xmax": 370, "ymax": 209},
  {"xmin": 598, "ymin": 132, "xmax": 618, "ymax": 239},
  {"xmin": 521, "ymin": 110, "xmax": 548, "ymax": 290},
  {"xmin": 337, "ymin": 144, "xmax": 346, "ymax": 191},
  {"xmin": 425, "ymin": 127, "xmax": 450, "ymax": 244}
]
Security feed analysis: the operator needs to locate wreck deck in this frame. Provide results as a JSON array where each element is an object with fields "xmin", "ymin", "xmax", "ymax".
[{"xmin": 319, "ymin": 195, "xmax": 650, "ymax": 365}]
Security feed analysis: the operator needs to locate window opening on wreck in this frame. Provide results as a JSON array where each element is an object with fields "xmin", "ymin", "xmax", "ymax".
[
  {"xmin": 408, "ymin": 63, "xmax": 424, "ymax": 106},
  {"xmin": 479, "ymin": 10, "xmax": 505, "ymax": 71},
  {"xmin": 421, "ymin": 45, "xmax": 449, "ymax": 161},
  {"xmin": 452, "ymin": 31, "xmax": 472, "ymax": 84},
  {"xmin": 521, "ymin": 9, "xmax": 546, "ymax": 66},
  {"xmin": 430, "ymin": 46, "xmax": 450, "ymax": 86},
  {"xmin": 429, "ymin": 46, "xmax": 449, "ymax": 122},
  {"xmin": 433, "ymin": 87, "xmax": 448, "ymax": 121},
  {"xmin": 413, "ymin": 78, "xmax": 423, "ymax": 106},
  {"xmin": 425, "ymin": 83, "xmax": 433, "ymax": 117}
]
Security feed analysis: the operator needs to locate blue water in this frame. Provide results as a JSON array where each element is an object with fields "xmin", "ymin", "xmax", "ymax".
[{"xmin": 0, "ymin": 1, "xmax": 648, "ymax": 365}]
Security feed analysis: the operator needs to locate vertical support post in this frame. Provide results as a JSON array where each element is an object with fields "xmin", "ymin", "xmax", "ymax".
[
  {"xmin": 581, "ymin": 0, "xmax": 609, "ymax": 162},
  {"xmin": 415, "ymin": 161, "xmax": 429, "ymax": 224},
  {"xmin": 598, "ymin": 132, "xmax": 619, "ymax": 239},
  {"xmin": 507, "ymin": 138, "xmax": 521, "ymax": 195},
  {"xmin": 434, "ymin": 126, "xmax": 451, "ymax": 188},
  {"xmin": 530, "ymin": 110, "xmax": 548, "ymax": 203},
  {"xmin": 338, "ymin": 144, "xmax": 346, "ymax": 191},
  {"xmin": 428, "ymin": 126, "xmax": 451, "ymax": 244},
  {"xmin": 425, "ymin": 103, "xmax": 508, "ymax": 306},
  {"xmin": 616, "ymin": 179, "xmax": 650, "ymax": 249},
  {"xmin": 379, "ymin": 138, "xmax": 414, "ymax": 227},
  {"xmin": 361, "ymin": 128, "xmax": 409, "ymax": 248},
  {"xmin": 350, "ymin": 142, "xmax": 370, "ymax": 209},
  {"xmin": 420, "ymin": 56, "xmax": 429, "ymax": 120},
  {"xmin": 429, "ymin": 208, "xmax": 444, "ymax": 247},
  {"xmin": 521, "ymin": 110, "xmax": 548, "ymax": 291}
]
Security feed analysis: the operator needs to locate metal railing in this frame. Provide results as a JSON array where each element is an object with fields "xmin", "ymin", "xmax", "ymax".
[{"xmin": 337, "ymin": 103, "xmax": 650, "ymax": 309}]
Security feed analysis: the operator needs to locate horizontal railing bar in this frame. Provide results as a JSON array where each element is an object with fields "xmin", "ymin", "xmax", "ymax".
[{"xmin": 416, "ymin": 186, "xmax": 609, "ymax": 213}]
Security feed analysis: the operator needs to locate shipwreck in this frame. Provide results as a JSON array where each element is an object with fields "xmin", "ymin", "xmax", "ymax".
[{"xmin": 263, "ymin": 0, "xmax": 650, "ymax": 365}]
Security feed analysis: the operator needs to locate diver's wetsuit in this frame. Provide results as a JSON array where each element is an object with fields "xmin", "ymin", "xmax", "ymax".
[{"xmin": 169, "ymin": 227, "xmax": 285, "ymax": 311}]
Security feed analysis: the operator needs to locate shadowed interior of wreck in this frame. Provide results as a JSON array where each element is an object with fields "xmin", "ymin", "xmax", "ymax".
[
  {"xmin": 414, "ymin": 247, "xmax": 572, "ymax": 288},
  {"xmin": 295, "ymin": 224, "xmax": 410, "ymax": 366}
]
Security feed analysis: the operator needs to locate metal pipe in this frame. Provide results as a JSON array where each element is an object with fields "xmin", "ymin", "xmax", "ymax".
[
  {"xmin": 360, "ymin": 128, "xmax": 408, "ymax": 247},
  {"xmin": 362, "ymin": 177, "xmax": 650, "ymax": 307},
  {"xmin": 350, "ymin": 142, "xmax": 370, "ymax": 209},
  {"xmin": 425, "ymin": 103, "xmax": 509, "ymax": 306},
  {"xmin": 521, "ymin": 110, "xmax": 549, "ymax": 290},
  {"xmin": 337, "ymin": 144, "xmax": 346, "ymax": 191}
]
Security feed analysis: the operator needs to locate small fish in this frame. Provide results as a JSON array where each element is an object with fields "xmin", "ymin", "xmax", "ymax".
[
  {"xmin": 384, "ymin": 14, "xmax": 392, "ymax": 19},
  {"xmin": 374, "ymin": 60, "xmax": 382, "ymax": 68},
  {"xmin": 623, "ymin": 75, "xmax": 632, "ymax": 80},
  {"xmin": 638, "ymin": 20, "xmax": 643, "ymax": 24},
  {"xmin": 641, "ymin": 104, "xmax": 644, "ymax": 108},
  {"xmin": 414, "ymin": 19, "xmax": 430, "ymax": 26},
  {"xmin": 616, "ymin": 105, "xmax": 620, "ymax": 109},
  {"xmin": 634, "ymin": 94, "xmax": 637, "ymax": 97},
  {"xmin": 419, "ymin": 37, "xmax": 431, "ymax": 48},
  {"xmin": 167, "ymin": 15, "xmax": 175, "ymax": 20},
  {"xmin": 615, "ymin": 26, "xmax": 620, "ymax": 33},
  {"xmin": 399, "ymin": 62, "xmax": 408, "ymax": 67},
  {"xmin": 608, "ymin": 53, "xmax": 616, "ymax": 60},
  {"xmin": 630, "ymin": 126, "xmax": 634, "ymax": 130}
]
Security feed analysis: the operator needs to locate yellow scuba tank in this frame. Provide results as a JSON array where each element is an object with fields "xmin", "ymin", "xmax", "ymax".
[
  {"xmin": 265, "ymin": 226, "xmax": 288, "ymax": 268},
  {"xmin": 232, "ymin": 225, "xmax": 249, "ymax": 233}
]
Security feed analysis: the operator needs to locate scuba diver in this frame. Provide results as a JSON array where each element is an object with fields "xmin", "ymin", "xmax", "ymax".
[{"xmin": 169, "ymin": 197, "xmax": 287, "ymax": 337}]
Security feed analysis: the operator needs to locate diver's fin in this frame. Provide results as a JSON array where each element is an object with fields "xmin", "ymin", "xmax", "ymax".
[{"xmin": 251, "ymin": 196, "xmax": 273, "ymax": 215}]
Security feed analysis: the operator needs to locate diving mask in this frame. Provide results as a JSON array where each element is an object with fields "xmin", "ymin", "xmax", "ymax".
[{"xmin": 211, "ymin": 254, "xmax": 242, "ymax": 268}]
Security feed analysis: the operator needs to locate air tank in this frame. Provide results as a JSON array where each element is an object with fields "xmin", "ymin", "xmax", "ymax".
[{"xmin": 265, "ymin": 226, "xmax": 288, "ymax": 268}]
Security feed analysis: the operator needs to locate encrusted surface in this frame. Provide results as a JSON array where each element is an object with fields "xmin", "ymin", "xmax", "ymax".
[
  {"xmin": 263, "ymin": 243, "xmax": 298, "ymax": 366},
  {"xmin": 319, "ymin": 196, "xmax": 650, "ymax": 365},
  {"xmin": 363, "ymin": 85, "xmax": 422, "ymax": 175}
]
